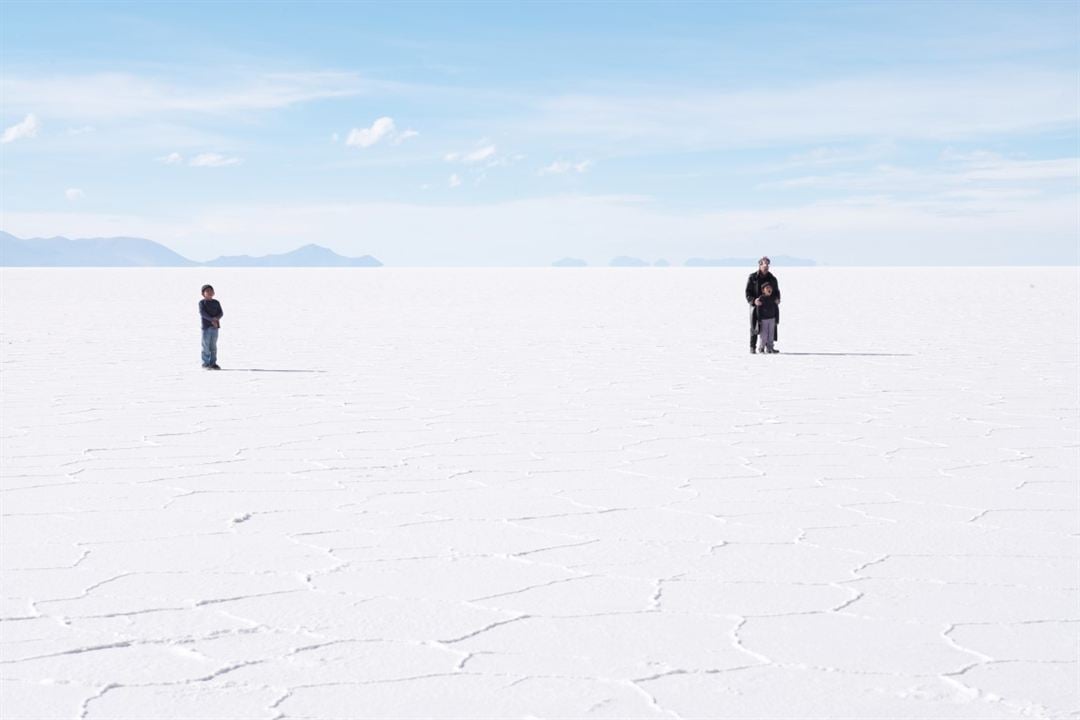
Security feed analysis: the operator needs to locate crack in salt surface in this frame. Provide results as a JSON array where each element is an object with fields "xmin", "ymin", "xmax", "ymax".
[
  {"xmin": 79, "ymin": 682, "xmax": 122, "ymax": 720},
  {"xmin": 439, "ymin": 615, "xmax": 532, "ymax": 644},
  {"xmin": 0, "ymin": 640, "xmax": 134, "ymax": 664}
]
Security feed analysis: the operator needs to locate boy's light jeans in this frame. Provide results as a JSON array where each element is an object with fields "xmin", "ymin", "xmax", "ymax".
[
  {"xmin": 201, "ymin": 327, "xmax": 218, "ymax": 366},
  {"xmin": 758, "ymin": 318, "xmax": 776, "ymax": 352}
]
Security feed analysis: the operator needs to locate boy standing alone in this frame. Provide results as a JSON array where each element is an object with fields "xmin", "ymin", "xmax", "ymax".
[{"xmin": 199, "ymin": 284, "xmax": 223, "ymax": 370}]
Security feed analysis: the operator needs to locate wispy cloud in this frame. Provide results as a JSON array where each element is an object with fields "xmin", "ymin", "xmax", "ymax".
[
  {"xmin": 775, "ymin": 142, "xmax": 897, "ymax": 170},
  {"xmin": 161, "ymin": 151, "xmax": 241, "ymax": 167},
  {"xmin": 445, "ymin": 143, "xmax": 499, "ymax": 165},
  {"xmin": 540, "ymin": 159, "xmax": 593, "ymax": 175},
  {"xmin": 2, "ymin": 113, "xmax": 40, "ymax": 143},
  {"xmin": 64, "ymin": 188, "xmax": 84, "ymax": 201},
  {"xmin": 448, "ymin": 173, "xmax": 462, "ymax": 188},
  {"xmin": 759, "ymin": 154, "xmax": 1079, "ymax": 195},
  {"xmin": 188, "ymin": 152, "xmax": 241, "ymax": 168},
  {"xmin": 529, "ymin": 69, "xmax": 1079, "ymax": 151},
  {"xmin": 0, "ymin": 71, "xmax": 368, "ymax": 120}
]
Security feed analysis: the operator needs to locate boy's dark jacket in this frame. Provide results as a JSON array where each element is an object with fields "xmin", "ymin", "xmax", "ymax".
[
  {"xmin": 745, "ymin": 270, "xmax": 780, "ymax": 337},
  {"xmin": 756, "ymin": 294, "xmax": 779, "ymax": 320},
  {"xmin": 199, "ymin": 299, "xmax": 223, "ymax": 330}
]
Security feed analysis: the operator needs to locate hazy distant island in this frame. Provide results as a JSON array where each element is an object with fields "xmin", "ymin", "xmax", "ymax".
[
  {"xmin": 0, "ymin": 232, "xmax": 382, "ymax": 267},
  {"xmin": 206, "ymin": 244, "xmax": 381, "ymax": 267},
  {"xmin": 608, "ymin": 257, "xmax": 671, "ymax": 267},
  {"xmin": 685, "ymin": 255, "xmax": 816, "ymax": 267},
  {"xmin": 598, "ymin": 256, "xmax": 814, "ymax": 267}
]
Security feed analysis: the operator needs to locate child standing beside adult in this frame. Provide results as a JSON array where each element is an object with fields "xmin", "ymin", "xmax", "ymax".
[{"xmin": 745, "ymin": 256, "xmax": 780, "ymax": 354}]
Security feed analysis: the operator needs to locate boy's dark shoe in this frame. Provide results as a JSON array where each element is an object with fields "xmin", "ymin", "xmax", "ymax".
[{"xmin": 209, "ymin": 364, "xmax": 221, "ymax": 370}]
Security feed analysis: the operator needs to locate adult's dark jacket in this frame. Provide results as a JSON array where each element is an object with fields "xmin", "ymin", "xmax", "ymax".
[{"xmin": 745, "ymin": 271, "xmax": 780, "ymax": 338}]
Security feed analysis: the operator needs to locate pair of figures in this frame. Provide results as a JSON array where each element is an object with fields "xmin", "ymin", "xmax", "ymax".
[
  {"xmin": 199, "ymin": 259, "xmax": 781, "ymax": 368},
  {"xmin": 745, "ymin": 256, "xmax": 780, "ymax": 354}
]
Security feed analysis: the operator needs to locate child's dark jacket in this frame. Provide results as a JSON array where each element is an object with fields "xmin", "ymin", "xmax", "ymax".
[
  {"xmin": 756, "ymin": 295, "xmax": 779, "ymax": 321},
  {"xmin": 199, "ymin": 299, "xmax": 223, "ymax": 330}
]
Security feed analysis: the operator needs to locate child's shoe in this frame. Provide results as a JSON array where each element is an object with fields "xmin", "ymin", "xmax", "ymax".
[{"xmin": 209, "ymin": 364, "xmax": 221, "ymax": 370}]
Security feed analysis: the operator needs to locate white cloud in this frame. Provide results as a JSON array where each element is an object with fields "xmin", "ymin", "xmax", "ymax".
[
  {"xmin": 66, "ymin": 125, "xmax": 94, "ymax": 136},
  {"xmin": 188, "ymin": 152, "xmax": 241, "ymax": 167},
  {"xmin": 463, "ymin": 145, "xmax": 496, "ymax": 164},
  {"xmin": 347, "ymin": 117, "xmax": 396, "ymax": 148},
  {"xmin": 2, "ymin": 113, "xmax": 40, "ymax": 143},
  {"xmin": 345, "ymin": 117, "xmax": 417, "ymax": 149},
  {"xmin": 540, "ymin": 159, "xmax": 593, "ymax": 175},
  {"xmin": 161, "ymin": 151, "xmax": 243, "ymax": 167},
  {"xmin": 64, "ymin": 188, "xmax": 84, "ymax": 201},
  {"xmin": 448, "ymin": 173, "xmax": 462, "ymax": 188},
  {"xmin": 445, "ymin": 143, "xmax": 500, "ymax": 165}
]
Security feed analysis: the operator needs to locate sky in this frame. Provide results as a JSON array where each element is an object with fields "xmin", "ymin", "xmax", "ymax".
[{"xmin": 0, "ymin": 0, "xmax": 1077, "ymax": 265}]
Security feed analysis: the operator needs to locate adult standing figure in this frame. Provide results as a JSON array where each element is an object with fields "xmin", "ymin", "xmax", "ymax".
[{"xmin": 745, "ymin": 256, "xmax": 780, "ymax": 354}]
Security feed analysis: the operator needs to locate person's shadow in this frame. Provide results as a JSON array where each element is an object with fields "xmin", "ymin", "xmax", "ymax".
[
  {"xmin": 779, "ymin": 352, "xmax": 913, "ymax": 357},
  {"xmin": 220, "ymin": 368, "xmax": 326, "ymax": 373}
]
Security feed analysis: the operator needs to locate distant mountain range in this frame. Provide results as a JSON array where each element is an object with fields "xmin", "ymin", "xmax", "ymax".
[
  {"xmin": 0, "ymin": 232, "xmax": 382, "ymax": 267},
  {"xmin": 0, "ymin": 231, "xmax": 817, "ymax": 268}
]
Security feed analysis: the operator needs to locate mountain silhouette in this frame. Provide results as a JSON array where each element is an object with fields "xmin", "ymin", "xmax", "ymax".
[{"xmin": 0, "ymin": 233, "xmax": 382, "ymax": 267}]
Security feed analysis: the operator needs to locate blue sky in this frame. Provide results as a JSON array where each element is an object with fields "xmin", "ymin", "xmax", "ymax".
[{"xmin": 1, "ymin": 1, "xmax": 1077, "ymax": 265}]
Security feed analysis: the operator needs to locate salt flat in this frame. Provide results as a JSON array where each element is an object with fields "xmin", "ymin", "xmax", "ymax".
[{"xmin": 1, "ymin": 267, "xmax": 1077, "ymax": 720}]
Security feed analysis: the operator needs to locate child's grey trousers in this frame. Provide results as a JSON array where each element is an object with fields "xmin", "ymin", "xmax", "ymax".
[{"xmin": 758, "ymin": 318, "xmax": 776, "ymax": 351}]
